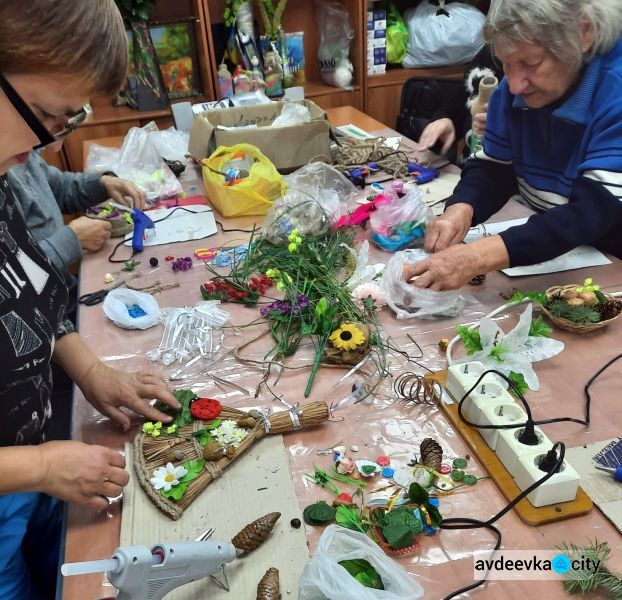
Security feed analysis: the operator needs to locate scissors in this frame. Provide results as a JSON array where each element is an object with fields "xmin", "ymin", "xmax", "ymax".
[{"xmin": 78, "ymin": 279, "xmax": 125, "ymax": 306}]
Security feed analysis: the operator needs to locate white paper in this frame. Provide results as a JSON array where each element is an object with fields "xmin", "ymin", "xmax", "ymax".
[
  {"xmin": 124, "ymin": 204, "xmax": 218, "ymax": 247},
  {"xmin": 464, "ymin": 217, "xmax": 611, "ymax": 275},
  {"xmin": 336, "ymin": 123, "xmax": 373, "ymax": 139}
]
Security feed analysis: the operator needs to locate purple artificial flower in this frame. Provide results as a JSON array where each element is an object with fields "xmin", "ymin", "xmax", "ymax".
[
  {"xmin": 260, "ymin": 299, "xmax": 292, "ymax": 317},
  {"xmin": 172, "ymin": 256, "xmax": 193, "ymax": 272}
]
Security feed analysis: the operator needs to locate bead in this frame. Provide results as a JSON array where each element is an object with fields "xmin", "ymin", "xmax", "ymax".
[
  {"xmin": 381, "ymin": 467, "xmax": 394, "ymax": 478},
  {"xmin": 165, "ymin": 255, "xmax": 175, "ymax": 262},
  {"xmin": 453, "ymin": 458, "xmax": 468, "ymax": 469},
  {"xmin": 350, "ymin": 445, "xmax": 360, "ymax": 452},
  {"xmin": 333, "ymin": 445, "xmax": 346, "ymax": 454},
  {"xmin": 104, "ymin": 272, "xmax": 115, "ymax": 283},
  {"xmin": 376, "ymin": 455, "xmax": 390, "ymax": 467},
  {"xmin": 438, "ymin": 338, "xmax": 449, "ymax": 351},
  {"xmin": 464, "ymin": 474, "xmax": 478, "ymax": 486},
  {"xmin": 149, "ymin": 257, "xmax": 159, "ymax": 267},
  {"xmin": 439, "ymin": 464, "xmax": 452, "ymax": 474},
  {"xmin": 290, "ymin": 518, "xmax": 301, "ymax": 529},
  {"xmin": 451, "ymin": 469, "xmax": 465, "ymax": 481}
]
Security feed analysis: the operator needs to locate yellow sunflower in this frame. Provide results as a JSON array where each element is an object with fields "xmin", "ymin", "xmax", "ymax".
[{"xmin": 329, "ymin": 323, "xmax": 367, "ymax": 351}]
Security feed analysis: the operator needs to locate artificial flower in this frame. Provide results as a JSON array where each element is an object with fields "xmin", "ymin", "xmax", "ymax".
[
  {"xmin": 329, "ymin": 323, "xmax": 367, "ymax": 351},
  {"xmin": 142, "ymin": 421, "xmax": 163, "ymax": 438},
  {"xmin": 455, "ymin": 304, "xmax": 564, "ymax": 391},
  {"xmin": 212, "ymin": 420, "xmax": 248, "ymax": 448},
  {"xmin": 150, "ymin": 462, "xmax": 188, "ymax": 492},
  {"xmin": 288, "ymin": 242, "xmax": 298, "ymax": 253},
  {"xmin": 351, "ymin": 281, "xmax": 388, "ymax": 309},
  {"xmin": 166, "ymin": 425, "xmax": 177, "ymax": 434}
]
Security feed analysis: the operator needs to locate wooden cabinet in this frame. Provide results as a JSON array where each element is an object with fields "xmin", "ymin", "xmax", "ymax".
[{"xmin": 66, "ymin": 0, "xmax": 485, "ymax": 171}]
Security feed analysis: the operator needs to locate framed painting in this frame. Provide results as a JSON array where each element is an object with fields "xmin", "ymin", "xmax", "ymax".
[{"xmin": 149, "ymin": 18, "xmax": 202, "ymax": 99}]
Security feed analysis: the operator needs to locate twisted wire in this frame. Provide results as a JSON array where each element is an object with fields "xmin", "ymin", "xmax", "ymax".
[{"xmin": 393, "ymin": 372, "xmax": 441, "ymax": 406}]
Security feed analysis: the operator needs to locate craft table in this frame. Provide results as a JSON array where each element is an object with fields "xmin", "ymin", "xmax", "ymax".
[{"xmin": 63, "ymin": 107, "xmax": 622, "ymax": 600}]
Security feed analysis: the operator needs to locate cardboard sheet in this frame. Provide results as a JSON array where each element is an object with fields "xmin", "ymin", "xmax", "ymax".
[{"xmin": 120, "ymin": 437, "xmax": 309, "ymax": 599}]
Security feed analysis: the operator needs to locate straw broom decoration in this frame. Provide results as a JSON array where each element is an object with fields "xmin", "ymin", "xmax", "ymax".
[{"xmin": 134, "ymin": 402, "xmax": 329, "ymax": 520}]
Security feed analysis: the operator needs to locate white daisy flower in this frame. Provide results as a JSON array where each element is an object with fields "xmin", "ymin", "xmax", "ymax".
[{"xmin": 150, "ymin": 462, "xmax": 187, "ymax": 492}]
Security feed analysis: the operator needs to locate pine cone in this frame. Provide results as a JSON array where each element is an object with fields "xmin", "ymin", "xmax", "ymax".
[
  {"xmin": 599, "ymin": 299, "xmax": 622, "ymax": 322},
  {"xmin": 420, "ymin": 438, "xmax": 443, "ymax": 472},
  {"xmin": 232, "ymin": 512, "xmax": 281, "ymax": 554},
  {"xmin": 257, "ymin": 567, "xmax": 280, "ymax": 600}
]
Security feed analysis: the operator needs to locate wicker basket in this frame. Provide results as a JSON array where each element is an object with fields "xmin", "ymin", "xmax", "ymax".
[
  {"xmin": 86, "ymin": 212, "xmax": 133, "ymax": 238},
  {"xmin": 542, "ymin": 285, "xmax": 622, "ymax": 333}
]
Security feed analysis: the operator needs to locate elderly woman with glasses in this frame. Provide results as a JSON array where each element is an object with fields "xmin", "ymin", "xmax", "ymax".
[
  {"xmin": 405, "ymin": 0, "xmax": 622, "ymax": 290},
  {"xmin": 0, "ymin": 2, "xmax": 180, "ymax": 597}
]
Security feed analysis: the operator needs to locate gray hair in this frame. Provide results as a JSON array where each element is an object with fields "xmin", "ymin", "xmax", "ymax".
[{"xmin": 484, "ymin": 0, "xmax": 622, "ymax": 69}]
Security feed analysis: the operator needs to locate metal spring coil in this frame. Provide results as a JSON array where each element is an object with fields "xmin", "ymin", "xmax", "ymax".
[{"xmin": 393, "ymin": 372, "xmax": 441, "ymax": 405}]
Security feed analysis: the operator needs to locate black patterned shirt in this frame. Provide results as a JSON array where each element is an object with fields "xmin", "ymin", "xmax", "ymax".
[{"xmin": 0, "ymin": 175, "xmax": 75, "ymax": 446}]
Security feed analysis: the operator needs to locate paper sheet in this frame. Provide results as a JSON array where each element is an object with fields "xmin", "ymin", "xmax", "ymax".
[
  {"xmin": 124, "ymin": 204, "xmax": 218, "ymax": 247},
  {"xmin": 464, "ymin": 217, "xmax": 611, "ymax": 275},
  {"xmin": 120, "ymin": 437, "xmax": 309, "ymax": 599},
  {"xmin": 565, "ymin": 438, "xmax": 622, "ymax": 533}
]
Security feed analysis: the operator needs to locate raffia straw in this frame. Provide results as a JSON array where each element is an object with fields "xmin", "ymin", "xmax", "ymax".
[{"xmin": 133, "ymin": 402, "xmax": 329, "ymax": 519}]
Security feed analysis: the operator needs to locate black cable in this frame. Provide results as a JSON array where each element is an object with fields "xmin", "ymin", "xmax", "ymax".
[
  {"xmin": 107, "ymin": 206, "xmax": 259, "ymax": 263},
  {"xmin": 584, "ymin": 351, "xmax": 622, "ymax": 422}
]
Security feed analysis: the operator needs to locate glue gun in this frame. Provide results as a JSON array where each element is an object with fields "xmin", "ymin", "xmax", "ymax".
[
  {"xmin": 62, "ymin": 540, "xmax": 237, "ymax": 600},
  {"xmin": 407, "ymin": 162, "xmax": 440, "ymax": 184},
  {"xmin": 107, "ymin": 201, "xmax": 155, "ymax": 253}
]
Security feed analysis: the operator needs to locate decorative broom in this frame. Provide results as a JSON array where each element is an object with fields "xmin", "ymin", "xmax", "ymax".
[{"xmin": 134, "ymin": 402, "xmax": 329, "ymax": 520}]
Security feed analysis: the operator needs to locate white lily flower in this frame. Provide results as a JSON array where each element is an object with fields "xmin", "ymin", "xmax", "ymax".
[
  {"xmin": 150, "ymin": 462, "xmax": 187, "ymax": 492},
  {"xmin": 456, "ymin": 304, "xmax": 564, "ymax": 391}
]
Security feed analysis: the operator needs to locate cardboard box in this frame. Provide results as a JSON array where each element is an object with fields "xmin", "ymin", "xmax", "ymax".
[{"xmin": 188, "ymin": 99, "xmax": 331, "ymax": 172}]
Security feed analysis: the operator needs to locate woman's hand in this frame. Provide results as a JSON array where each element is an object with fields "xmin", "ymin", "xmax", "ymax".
[
  {"xmin": 78, "ymin": 363, "xmax": 180, "ymax": 431},
  {"xmin": 101, "ymin": 175, "xmax": 146, "ymax": 210},
  {"xmin": 424, "ymin": 203, "xmax": 474, "ymax": 253},
  {"xmin": 417, "ymin": 118, "xmax": 456, "ymax": 155},
  {"xmin": 37, "ymin": 441, "xmax": 129, "ymax": 511}
]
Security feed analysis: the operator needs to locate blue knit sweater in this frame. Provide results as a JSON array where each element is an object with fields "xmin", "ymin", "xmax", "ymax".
[{"xmin": 445, "ymin": 38, "xmax": 622, "ymax": 266}]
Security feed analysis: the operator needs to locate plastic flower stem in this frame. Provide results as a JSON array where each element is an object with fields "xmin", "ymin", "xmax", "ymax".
[
  {"xmin": 328, "ymin": 468, "xmax": 367, "ymax": 488},
  {"xmin": 304, "ymin": 331, "xmax": 331, "ymax": 397}
]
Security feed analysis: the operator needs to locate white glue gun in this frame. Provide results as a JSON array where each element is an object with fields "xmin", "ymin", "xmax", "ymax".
[{"xmin": 61, "ymin": 538, "xmax": 236, "ymax": 600}]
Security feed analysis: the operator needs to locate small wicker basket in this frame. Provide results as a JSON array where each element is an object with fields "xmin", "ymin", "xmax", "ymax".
[
  {"xmin": 542, "ymin": 285, "xmax": 622, "ymax": 333},
  {"xmin": 86, "ymin": 212, "xmax": 133, "ymax": 238}
]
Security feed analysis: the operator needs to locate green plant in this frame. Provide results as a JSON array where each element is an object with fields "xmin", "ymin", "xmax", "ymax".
[
  {"xmin": 255, "ymin": 0, "xmax": 288, "ymax": 40},
  {"xmin": 115, "ymin": 0, "xmax": 157, "ymax": 22},
  {"xmin": 548, "ymin": 300, "xmax": 601, "ymax": 324},
  {"xmin": 224, "ymin": 0, "xmax": 249, "ymax": 27}
]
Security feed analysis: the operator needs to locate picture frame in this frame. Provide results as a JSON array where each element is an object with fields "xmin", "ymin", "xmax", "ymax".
[{"xmin": 149, "ymin": 18, "xmax": 202, "ymax": 99}]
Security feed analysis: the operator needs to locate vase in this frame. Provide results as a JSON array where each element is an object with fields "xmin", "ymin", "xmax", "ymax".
[{"xmin": 126, "ymin": 20, "xmax": 170, "ymax": 111}]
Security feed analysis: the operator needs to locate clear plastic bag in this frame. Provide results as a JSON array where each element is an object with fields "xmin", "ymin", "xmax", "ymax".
[
  {"xmin": 299, "ymin": 525, "xmax": 424, "ymax": 600},
  {"xmin": 102, "ymin": 289, "xmax": 160, "ymax": 330},
  {"xmin": 383, "ymin": 249, "xmax": 463, "ymax": 319},
  {"xmin": 369, "ymin": 187, "xmax": 433, "ymax": 252},
  {"xmin": 403, "ymin": 0, "xmax": 485, "ymax": 68},
  {"xmin": 271, "ymin": 102, "xmax": 311, "ymax": 127},
  {"xmin": 315, "ymin": 0, "xmax": 355, "ymax": 89},
  {"xmin": 262, "ymin": 162, "xmax": 357, "ymax": 243},
  {"xmin": 86, "ymin": 122, "xmax": 183, "ymax": 201}
]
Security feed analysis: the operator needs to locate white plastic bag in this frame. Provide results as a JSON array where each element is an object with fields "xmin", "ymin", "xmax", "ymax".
[
  {"xmin": 299, "ymin": 525, "xmax": 424, "ymax": 600},
  {"xmin": 384, "ymin": 249, "xmax": 463, "ymax": 319},
  {"xmin": 316, "ymin": 0, "xmax": 355, "ymax": 89},
  {"xmin": 403, "ymin": 0, "xmax": 485, "ymax": 68},
  {"xmin": 272, "ymin": 102, "xmax": 311, "ymax": 127},
  {"xmin": 86, "ymin": 122, "xmax": 183, "ymax": 202},
  {"xmin": 102, "ymin": 289, "xmax": 160, "ymax": 330}
]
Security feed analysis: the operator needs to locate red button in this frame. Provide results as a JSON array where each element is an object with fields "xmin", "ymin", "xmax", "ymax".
[
  {"xmin": 376, "ymin": 455, "xmax": 390, "ymax": 467},
  {"xmin": 439, "ymin": 464, "xmax": 452, "ymax": 474}
]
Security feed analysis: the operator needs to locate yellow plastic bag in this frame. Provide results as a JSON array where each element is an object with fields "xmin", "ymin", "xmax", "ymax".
[{"xmin": 201, "ymin": 144, "xmax": 286, "ymax": 217}]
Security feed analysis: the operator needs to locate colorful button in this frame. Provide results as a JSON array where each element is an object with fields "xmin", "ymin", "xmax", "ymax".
[
  {"xmin": 381, "ymin": 467, "xmax": 395, "ymax": 478},
  {"xmin": 439, "ymin": 464, "xmax": 452, "ymax": 474},
  {"xmin": 453, "ymin": 458, "xmax": 468, "ymax": 469},
  {"xmin": 451, "ymin": 469, "xmax": 465, "ymax": 481},
  {"xmin": 376, "ymin": 456, "xmax": 390, "ymax": 467},
  {"xmin": 463, "ymin": 474, "xmax": 478, "ymax": 486}
]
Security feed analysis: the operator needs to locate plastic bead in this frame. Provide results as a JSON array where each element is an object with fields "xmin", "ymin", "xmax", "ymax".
[
  {"xmin": 451, "ymin": 469, "xmax": 465, "ymax": 481},
  {"xmin": 376, "ymin": 455, "xmax": 390, "ymax": 467},
  {"xmin": 381, "ymin": 467, "xmax": 395, "ymax": 478},
  {"xmin": 439, "ymin": 464, "xmax": 452, "ymax": 475},
  {"xmin": 453, "ymin": 458, "xmax": 468, "ymax": 469},
  {"xmin": 463, "ymin": 474, "xmax": 478, "ymax": 486},
  {"xmin": 149, "ymin": 257, "xmax": 159, "ymax": 267}
]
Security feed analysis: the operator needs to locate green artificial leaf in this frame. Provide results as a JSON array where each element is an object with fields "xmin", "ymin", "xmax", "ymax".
[
  {"xmin": 338, "ymin": 559, "xmax": 384, "ymax": 590},
  {"xmin": 303, "ymin": 501, "xmax": 336, "ymax": 525},
  {"xmin": 122, "ymin": 259, "xmax": 141, "ymax": 272},
  {"xmin": 508, "ymin": 372, "xmax": 529, "ymax": 397},
  {"xmin": 362, "ymin": 465, "xmax": 377, "ymax": 475},
  {"xmin": 595, "ymin": 289, "xmax": 608, "ymax": 304},
  {"xmin": 529, "ymin": 315, "xmax": 553, "ymax": 338},
  {"xmin": 456, "ymin": 325, "xmax": 483, "ymax": 355},
  {"xmin": 157, "ymin": 389, "xmax": 197, "ymax": 429},
  {"xmin": 408, "ymin": 482, "xmax": 429, "ymax": 505},
  {"xmin": 191, "ymin": 420, "xmax": 221, "ymax": 446},
  {"xmin": 161, "ymin": 458, "xmax": 205, "ymax": 501},
  {"xmin": 381, "ymin": 523, "xmax": 415, "ymax": 549},
  {"xmin": 507, "ymin": 290, "xmax": 547, "ymax": 305},
  {"xmin": 335, "ymin": 505, "xmax": 366, "ymax": 532},
  {"xmin": 315, "ymin": 297, "xmax": 328, "ymax": 318},
  {"xmin": 425, "ymin": 502, "xmax": 443, "ymax": 528},
  {"xmin": 379, "ymin": 507, "xmax": 422, "ymax": 548}
]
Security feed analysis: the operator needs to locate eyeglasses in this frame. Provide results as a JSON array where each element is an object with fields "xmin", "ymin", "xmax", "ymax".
[{"xmin": 0, "ymin": 73, "xmax": 88, "ymax": 150}]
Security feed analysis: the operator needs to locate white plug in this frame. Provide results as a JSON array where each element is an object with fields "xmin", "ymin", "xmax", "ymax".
[
  {"xmin": 495, "ymin": 426, "xmax": 551, "ymax": 477},
  {"xmin": 513, "ymin": 449, "xmax": 580, "ymax": 507},
  {"xmin": 475, "ymin": 401, "xmax": 527, "ymax": 451}
]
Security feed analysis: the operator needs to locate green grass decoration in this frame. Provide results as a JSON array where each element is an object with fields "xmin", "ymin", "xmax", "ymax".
[
  {"xmin": 338, "ymin": 559, "xmax": 385, "ymax": 590},
  {"xmin": 548, "ymin": 300, "xmax": 601, "ymax": 324},
  {"xmin": 557, "ymin": 541, "xmax": 622, "ymax": 597}
]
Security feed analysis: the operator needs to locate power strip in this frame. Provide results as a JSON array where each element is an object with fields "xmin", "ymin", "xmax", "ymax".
[{"xmin": 445, "ymin": 361, "xmax": 579, "ymax": 507}]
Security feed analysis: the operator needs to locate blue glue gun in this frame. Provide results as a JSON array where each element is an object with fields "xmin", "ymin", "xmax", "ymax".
[
  {"xmin": 407, "ymin": 162, "xmax": 440, "ymax": 184},
  {"xmin": 131, "ymin": 209, "xmax": 155, "ymax": 253}
]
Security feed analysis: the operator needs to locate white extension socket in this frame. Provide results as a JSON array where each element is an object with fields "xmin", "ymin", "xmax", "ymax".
[
  {"xmin": 475, "ymin": 400, "xmax": 528, "ymax": 451},
  {"xmin": 495, "ymin": 426, "xmax": 552, "ymax": 478},
  {"xmin": 513, "ymin": 450, "xmax": 580, "ymax": 507},
  {"xmin": 446, "ymin": 362, "xmax": 506, "ymax": 422}
]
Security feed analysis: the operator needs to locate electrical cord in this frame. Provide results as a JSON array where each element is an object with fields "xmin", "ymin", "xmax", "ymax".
[{"xmin": 107, "ymin": 206, "xmax": 260, "ymax": 263}]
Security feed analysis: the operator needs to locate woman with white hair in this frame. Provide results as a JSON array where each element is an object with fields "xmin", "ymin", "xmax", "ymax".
[{"xmin": 405, "ymin": 0, "xmax": 622, "ymax": 290}]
